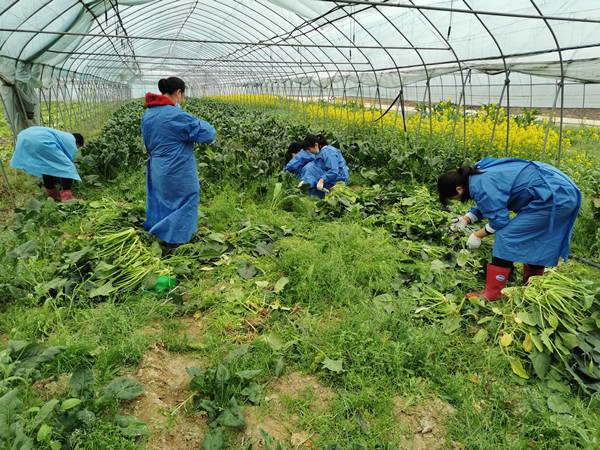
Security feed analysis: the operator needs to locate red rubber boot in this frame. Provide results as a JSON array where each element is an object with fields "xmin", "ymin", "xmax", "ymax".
[
  {"xmin": 522, "ymin": 264, "xmax": 544, "ymax": 284},
  {"xmin": 466, "ymin": 264, "xmax": 511, "ymax": 301},
  {"xmin": 46, "ymin": 188, "xmax": 61, "ymax": 201},
  {"xmin": 60, "ymin": 190, "xmax": 83, "ymax": 202}
]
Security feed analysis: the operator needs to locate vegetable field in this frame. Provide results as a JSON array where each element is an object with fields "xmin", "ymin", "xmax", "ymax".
[{"xmin": 1, "ymin": 97, "xmax": 600, "ymax": 449}]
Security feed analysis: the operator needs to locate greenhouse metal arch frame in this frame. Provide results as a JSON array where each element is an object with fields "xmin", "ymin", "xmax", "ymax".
[{"xmin": 1, "ymin": 0, "xmax": 600, "ymax": 167}]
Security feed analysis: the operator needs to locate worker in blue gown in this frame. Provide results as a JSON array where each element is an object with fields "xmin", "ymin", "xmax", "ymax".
[
  {"xmin": 141, "ymin": 77, "xmax": 216, "ymax": 245},
  {"xmin": 437, "ymin": 156, "xmax": 581, "ymax": 301},
  {"xmin": 283, "ymin": 140, "xmax": 324, "ymax": 198},
  {"xmin": 301, "ymin": 133, "xmax": 349, "ymax": 200},
  {"xmin": 283, "ymin": 141, "xmax": 314, "ymax": 178},
  {"xmin": 10, "ymin": 126, "xmax": 84, "ymax": 201}
]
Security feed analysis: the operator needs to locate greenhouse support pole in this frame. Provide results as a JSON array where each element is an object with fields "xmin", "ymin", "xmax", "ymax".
[
  {"xmin": 415, "ymin": 80, "xmax": 430, "ymax": 149},
  {"xmin": 0, "ymin": 159, "xmax": 16, "ymax": 209},
  {"xmin": 463, "ymin": 69, "xmax": 472, "ymax": 159},
  {"xmin": 448, "ymin": 89, "xmax": 464, "ymax": 159},
  {"xmin": 540, "ymin": 81, "xmax": 562, "ymax": 163},
  {"xmin": 427, "ymin": 79, "xmax": 433, "ymax": 157},
  {"xmin": 487, "ymin": 74, "xmax": 509, "ymax": 156},
  {"xmin": 0, "ymin": 94, "xmax": 17, "ymax": 209},
  {"xmin": 529, "ymin": 75, "xmax": 533, "ymax": 109},
  {"xmin": 556, "ymin": 77, "xmax": 565, "ymax": 169},
  {"xmin": 505, "ymin": 74, "xmax": 510, "ymax": 157},
  {"xmin": 530, "ymin": 0, "xmax": 565, "ymax": 168},
  {"xmin": 582, "ymin": 84, "xmax": 586, "ymax": 123},
  {"xmin": 391, "ymin": 88, "xmax": 401, "ymax": 146},
  {"xmin": 449, "ymin": 68, "xmax": 470, "ymax": 159}
]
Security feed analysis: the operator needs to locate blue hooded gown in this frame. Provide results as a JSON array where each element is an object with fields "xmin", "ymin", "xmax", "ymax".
[
  {"xmin": 283, "ymin": 149, "xmax": 314, "ymax": 177},
  {"xmin": 314, "ymin": 145, "xmax": 349, "ymax": 189},
  {"xmin": 10, "ymin": 127, "xmax": 81, "ymax": 181},
  {"xmin": 141, "ymin": 94, "xmax": 216, "ymax": 244},
  {"xmin": 302, "ymin": 145, "xmax": 349, "ymax": 199},
  {"xmin": 300, "ymin": 161, "xmax": 325, "ymax": 199},
  {"xmin": 467, "ymin": 157, "xmax": 581, "ymax": 266}
]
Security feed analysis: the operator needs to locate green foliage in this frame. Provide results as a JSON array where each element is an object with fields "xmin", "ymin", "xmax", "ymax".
[
  {"xmin": 187, "ymin": 345, "xmax": 262, "ymax": 444},
  {"xmin": 513, "ymin": 107, "xmax": 540, "ymax": 128},
  {"xmin": 1, "ymin": 98, "xmax": 600, "ymax": 448},
  {"xmin": 0, "ymin": 340, "xmax": 66, "ymax": 395},
  {"xmin": 0, "ymin": 340, "xmax": 145, "ymax": 449},
  {"xmin": 78, "ymin": 100, "xmax": 146, "ymax": 180},
  {"xmin": 570, "ymin": 198, "xmax": 600, "ymax": 260}
]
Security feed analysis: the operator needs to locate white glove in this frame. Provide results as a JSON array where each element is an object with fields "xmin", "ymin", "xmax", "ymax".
[
  {"xmin": 316, "ymin": 180, "xmax": 324, "ymax": 191},
  {"xmin": 450, "ymin": 217, "xmax": 468, "ymax": 231},
  {"xmin": 298, "ymin": 180, "xmax": 304, "ymax": 188},
  {"xmin": 467, "ymin": 233, "xmax": 482, "ymax": 249}
]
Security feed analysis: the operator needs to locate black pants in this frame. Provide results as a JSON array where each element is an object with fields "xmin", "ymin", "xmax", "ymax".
[
  {"xmin": 492, "ymin": 257, "xmax": 544, "ymax": 270},
  {"xmin": 43, "ymin": 175, "xmax": 73, "ymax": 191}
]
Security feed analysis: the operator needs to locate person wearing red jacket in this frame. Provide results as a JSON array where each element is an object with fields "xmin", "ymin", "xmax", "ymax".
[{"xmin": 141, "ymin": 77, "xmax": 216, "ymax": 246}]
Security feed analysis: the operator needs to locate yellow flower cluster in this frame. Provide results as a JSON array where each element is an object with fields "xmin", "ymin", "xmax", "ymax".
[{"xmin": 209, "ymin": 94, "xmax": 596, "ymax": 179}]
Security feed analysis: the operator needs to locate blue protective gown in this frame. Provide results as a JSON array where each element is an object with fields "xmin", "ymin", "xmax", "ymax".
[
  {"xmin": 467, "ymin": 157, "xmax": 581, "ymax": 267},
  {"xmin": 10, "ymin": 127, "xmax": 81, "ymax": 181},
  {"xmin": 299, "ymin": 161, "xmax": 325, "ymax": 199},
  {"xmin": 283, "ymin": 149, "xmax": 314, "ymax": 178},
  {"xmin": 141, "ymin": 94, "xmax": 216, "ymax": 244},
  {"xmin": 311, "ymin": 145, "xmax": 349, "ymax": 193}
]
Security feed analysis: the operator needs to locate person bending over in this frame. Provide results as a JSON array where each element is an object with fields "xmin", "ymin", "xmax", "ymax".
[
  {"xmin": 10, "ymin": 126, "xmax": 84, "ymax": 201},
  {"xmin": 438, "ymin": 156, "xmax": 581, "ymax": 301}
]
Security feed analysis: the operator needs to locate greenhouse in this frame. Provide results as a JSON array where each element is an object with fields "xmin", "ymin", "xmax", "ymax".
[{"xmin": 1, "ymin": 1, "xmax": 600, "ymax": 448}]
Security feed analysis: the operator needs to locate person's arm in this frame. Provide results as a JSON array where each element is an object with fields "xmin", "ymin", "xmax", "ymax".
[
  {"xmin": 469, "ymin": 177, "xmax": 512, "ymax": 231},
  {"xmin": 318, "ymin": 150, "xmax": 339, "ymax": 184},
  {"xmin": 284, "ymin": 155, "xmax": 303, "ymax": 174},
  {"xmin": 189, "ymin": 118, "xmax": 216, "ymax": 144},
  {"xmin": 179, "ymin": 112, "xmax": 216, "ymax": 144}
]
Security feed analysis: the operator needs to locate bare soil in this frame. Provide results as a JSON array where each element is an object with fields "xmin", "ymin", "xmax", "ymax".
[
  {"xmin": 121, "ymin": 342, "xmax": 209, "ymax": 449},
  {"xmin": 114, "ymin": 318, "xmax": 461, "ymax": 449}
]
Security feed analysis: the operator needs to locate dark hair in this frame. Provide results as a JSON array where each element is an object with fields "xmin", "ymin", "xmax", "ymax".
[
  {"xmin": 285, "ymin": 141, "xmax": 303, "ymax": 163},
  {"xmin": 303, "ymin": 133, "xmax": 328, "ymax": 150},
  {"xmin": 158, "ymin": 77, "xmax": 185, "ymax": 95},
  {"xmin": 437, "ymin": 165, "xmax": 482, "ymax": 206},
  {"xmin": 72, "ymin": 133, "xmax": 84, "ymax": 147}
]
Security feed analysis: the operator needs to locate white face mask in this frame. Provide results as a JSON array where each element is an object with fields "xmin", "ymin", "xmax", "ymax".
[{"xmin": 175, "ymin": 91, "xmax": 184, "ymax": 108}]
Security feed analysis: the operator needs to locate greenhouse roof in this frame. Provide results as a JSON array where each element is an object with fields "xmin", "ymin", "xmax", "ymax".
[{"xmin": 1, "ymin": 0, "xmax": 600, "ymax": 93}]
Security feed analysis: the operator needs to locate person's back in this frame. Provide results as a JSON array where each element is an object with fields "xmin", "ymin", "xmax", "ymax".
[
  {"xmin": 314, "ymin": 145, "xmax": 349, "ymax": 188},
  {"xmin": 142, "ymin": 94, "xmax": 214, "ymax": 160},
  {"xmin": 141, "ymin": 77, "xmax": 215, "ymax": 245},
  {"xmin": 11, "ymin": 126, "xmax": 81, "ymax": 180},
  {"xmin": 284, "ymin": 149, "xmax": 315, "ymax": 178}
]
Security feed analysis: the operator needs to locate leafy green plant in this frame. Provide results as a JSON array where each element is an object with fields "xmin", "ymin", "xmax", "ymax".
[
  {"xmin": 78, "ymin": 101, "xmax": 146, "ymax": 180},
  {"xmin": 467, "ymin": 270, "xmax": 600, "ymax": 390},
  {"xmin": 187, "ymin": 346, "xmax": 262, "ymax": 431},
  {"xmin": 0, "ymin": 340, "xmax": 67, "ymax": 395},
  {"xmin": 513, "ymin": 107, "xmax": 539, "ymax": 128},
  {"xmin": 50, "ymin": 367, "xmax": 147, "ymax": 442},
  {"xmin": 315, "ymin": 182, "xmax": 364, "ymax": 218},
  {"xmin": 0, "ymin": 341, "xmax": 145, "ymax": 448}
]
